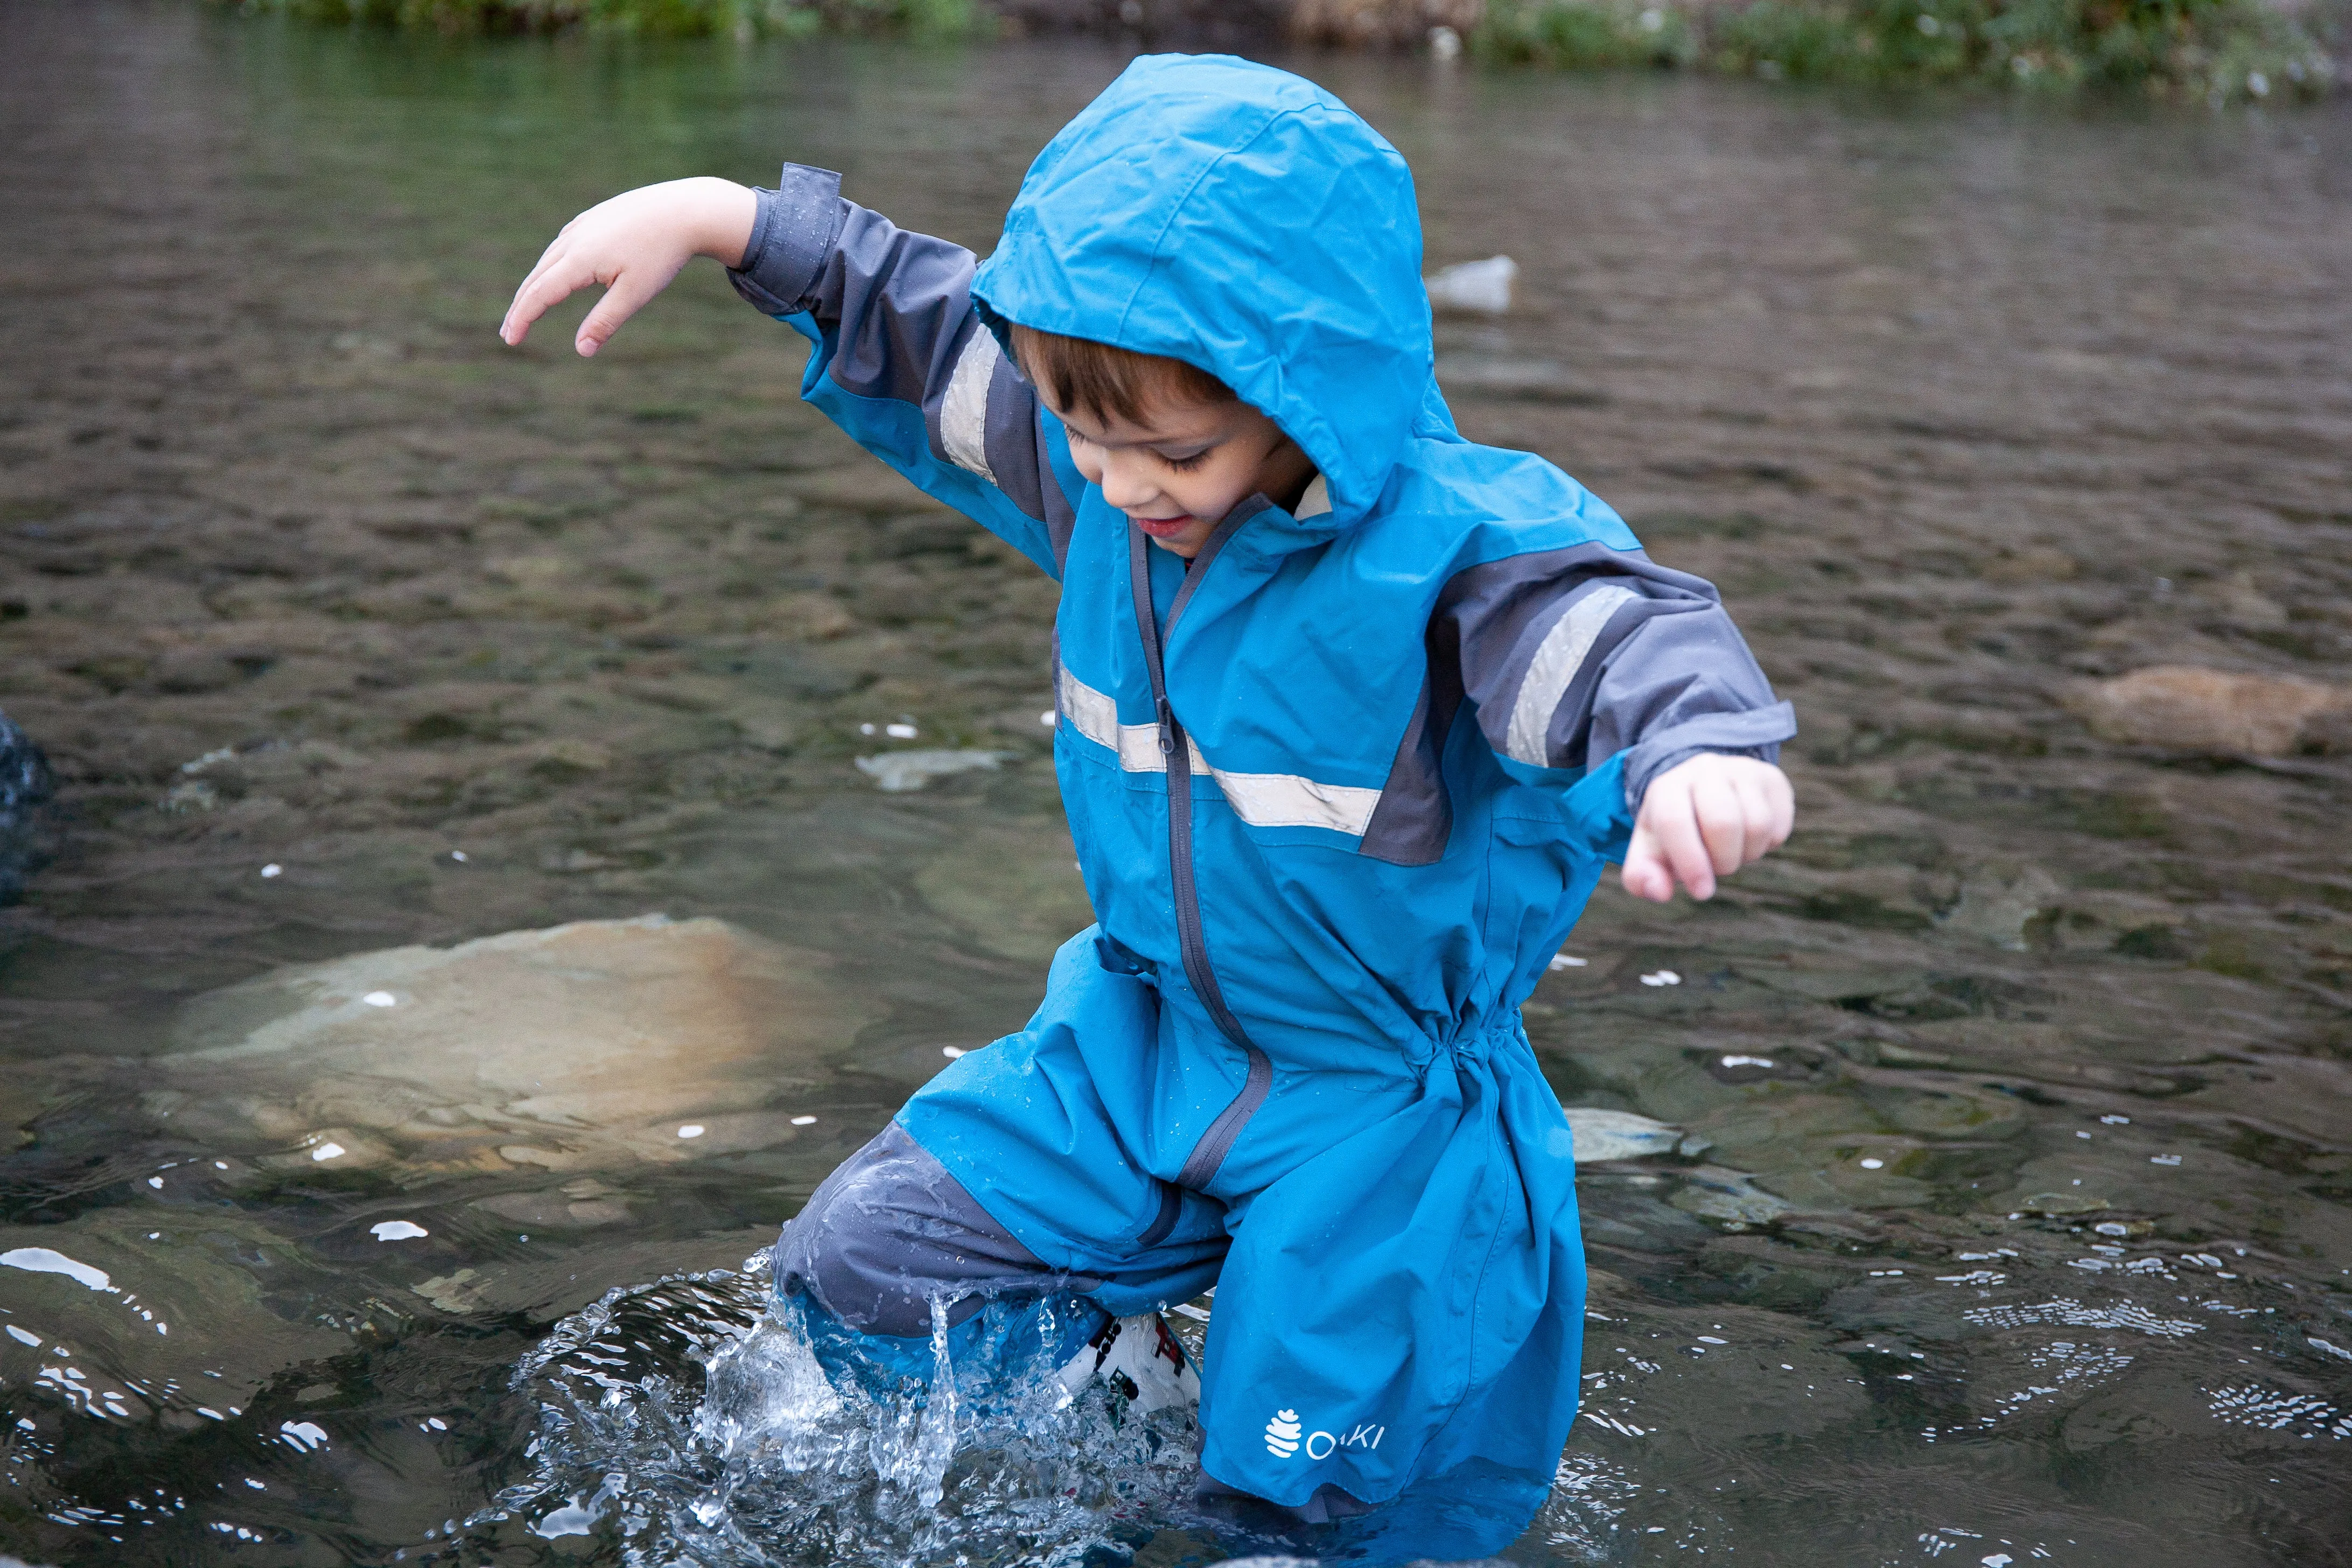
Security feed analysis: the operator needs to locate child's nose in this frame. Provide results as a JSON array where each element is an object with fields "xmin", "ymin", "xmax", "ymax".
[{"xmin": 1097, "ymin": 453, "xmax": 1159, "ymax": 512}]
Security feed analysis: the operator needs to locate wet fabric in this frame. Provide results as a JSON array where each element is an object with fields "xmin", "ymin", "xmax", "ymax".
[
  {"xmin": 775, "ymin": 1121, "xmax": 1114, "ymax": 1338},
  {"xmin": 733, "ymin": 53, "xmax": 1795, "ymax": 1533}
]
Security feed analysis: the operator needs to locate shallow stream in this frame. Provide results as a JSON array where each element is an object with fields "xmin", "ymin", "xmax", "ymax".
[{"xmin": 2, "ymin": 4, "xmax": 2349, "ymax": 1563}]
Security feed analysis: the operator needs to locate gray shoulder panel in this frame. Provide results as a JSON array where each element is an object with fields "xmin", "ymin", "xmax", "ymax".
[{"xmin": 1362, "ymin": 540, "xmax": 1793, "ymax": 854}]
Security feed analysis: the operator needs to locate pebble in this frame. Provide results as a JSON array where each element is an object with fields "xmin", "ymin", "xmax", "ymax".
[
  {"xmin": 260, "ymin": 864, "xmax": 283, "ymax": 879},
  {"xmin": 676, "ymin": 1125, "xmax": 705, "ymax": 1139},
  {"xmin": 1860, "ymin": 1158, "xmax": 1886, "ymax": 1170},
  {"xmin": 361, "ymin": 991, "xmax": 396, "ymax": 1008},
  {"xmin": 1639, "ymin": 969, "xmax": 1681, "ymax": 987},
  {"xmin": 370, "ymin": 1221, "xmax": 429, "ymax": 1241},
  {"xmin": 1425, "ymin": 255, "xmax": 1517, "ymax": 314}
]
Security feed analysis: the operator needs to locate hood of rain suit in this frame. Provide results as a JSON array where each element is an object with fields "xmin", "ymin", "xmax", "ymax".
[{"xmin": 972, "ymin": 53, "xmax": 1450, "ymax": 530}]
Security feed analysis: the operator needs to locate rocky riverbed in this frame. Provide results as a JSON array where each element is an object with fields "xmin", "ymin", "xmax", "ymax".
[{"xmin": 1, "ymin": 5, "xmax": 2349, "ymax": 1565}]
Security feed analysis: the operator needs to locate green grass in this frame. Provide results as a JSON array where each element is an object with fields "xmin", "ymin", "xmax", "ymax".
[
  {"xmin": 219, "ymin": 0, "xmax": 2339, "ymax": 100},
  {"xmin": 1480, "ymin": 0, "xmax": 2339, "ymax": 100},
  {"xmin": 221, "ymin": 0, "xmax": 984, "ymax": 39},
  {"xmin": 1476, "ymin": 0, "xmax": 1699, "ymax": 66}
]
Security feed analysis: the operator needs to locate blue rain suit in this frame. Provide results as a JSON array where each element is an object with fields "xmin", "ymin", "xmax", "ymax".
[{"xmin": 731, "ymin": 54, "xmax": 1794, "ymax": 1537}]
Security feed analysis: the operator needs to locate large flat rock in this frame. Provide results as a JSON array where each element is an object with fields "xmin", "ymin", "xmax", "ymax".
[{"xmin": 148, "ymin": 915, "xmax": 877, "ymax": 1180}]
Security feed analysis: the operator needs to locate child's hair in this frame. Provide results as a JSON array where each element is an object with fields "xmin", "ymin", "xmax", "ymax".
[{"xmin": 1009, "ymin": 324, "xmax": 1235, "ymax": 425}]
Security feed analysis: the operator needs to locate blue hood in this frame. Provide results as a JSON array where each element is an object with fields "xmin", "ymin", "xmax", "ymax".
[{"xmin": 972, "ymin": 54, "xmax": 1445, "ymax": 529}]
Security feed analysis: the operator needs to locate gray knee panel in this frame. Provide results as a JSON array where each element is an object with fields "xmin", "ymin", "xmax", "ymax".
[{"xmin": 775, "ymin": 1121, "xmax": 1102, "ymax": 1337}]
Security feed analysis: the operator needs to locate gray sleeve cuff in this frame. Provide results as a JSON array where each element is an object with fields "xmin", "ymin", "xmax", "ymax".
[
  {"xmin": 726, "ymin": 164, "xmax": 847, "ymax": 316},
  {"xmin": 1621, "ymin": 701, "xmax": 1797, "ymax": 808}
]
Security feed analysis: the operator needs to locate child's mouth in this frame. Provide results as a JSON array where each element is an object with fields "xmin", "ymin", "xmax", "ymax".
[{"xmin": 1131, "ymin": 513, "xmax": 1194, "ymax": 538}]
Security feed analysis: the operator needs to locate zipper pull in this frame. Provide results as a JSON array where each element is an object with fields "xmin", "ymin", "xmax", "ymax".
[{"xmin": 1154, "ymin": 696, "xmax": 1175, "ymax": 755}]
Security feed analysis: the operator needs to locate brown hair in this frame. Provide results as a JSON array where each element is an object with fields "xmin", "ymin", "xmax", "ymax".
[{"xmin": 1008, "ymin": 324, "xmax": 1235, "ymax": 426}]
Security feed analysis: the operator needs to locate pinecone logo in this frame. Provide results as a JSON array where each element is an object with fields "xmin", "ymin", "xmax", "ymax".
[{"xmin": 1264, "ymin": 1408, "xmax": 1301, "ymax": 1457}]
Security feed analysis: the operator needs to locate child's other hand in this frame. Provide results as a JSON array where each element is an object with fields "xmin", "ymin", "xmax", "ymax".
[
  {"xmin": 500, "ymin": 178, "xmax": 758, "ymax": 358},
  {"xmin": 1621, "ymin": 754, "xmax": 1793, "ymax": 903}
]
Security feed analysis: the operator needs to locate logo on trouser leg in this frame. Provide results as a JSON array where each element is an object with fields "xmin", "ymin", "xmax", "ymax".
[{"xmin": 1263, "ymin": 1411, "xmax": 1384, "ymax": 1460}]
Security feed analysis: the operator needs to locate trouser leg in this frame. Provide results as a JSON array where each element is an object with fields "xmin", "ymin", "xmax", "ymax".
[
  {"xmin": 775, "ymin": 1121, "xmax": 1100, "ymax": 1337},
  {"xmin": 773, "ymin": 940, "xmax": 1229, "ymax": 1398}
]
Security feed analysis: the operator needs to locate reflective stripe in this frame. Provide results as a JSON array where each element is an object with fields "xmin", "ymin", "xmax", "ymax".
[
  {"xmin": 1209, "ymin": 768, "xmax": 1382, "ymax": 837},
  {"xmin": 940, "ymin": 328, "xmax": 999, "ymax": 485},
  {"xmin": 1056, "ymin": 667, "xmax": 1382, "ymax": 837},
  {"xmin": 1058, "ymin": 665, "xmax": 1208, "ymax": 775},
  {"xmin": 1504, "ymin": 584, "xmax": 1638, "ymax": 766}
]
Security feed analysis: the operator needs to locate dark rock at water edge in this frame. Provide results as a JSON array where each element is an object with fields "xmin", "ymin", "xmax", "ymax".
[{"xmin": 0, "ymin": 710, "xmax": 55, "ymax": 906}]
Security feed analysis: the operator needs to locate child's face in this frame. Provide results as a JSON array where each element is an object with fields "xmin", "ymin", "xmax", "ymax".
[{"xmin": 1046, "ymin": 393, "xmax": 1315, "ymax": 559}]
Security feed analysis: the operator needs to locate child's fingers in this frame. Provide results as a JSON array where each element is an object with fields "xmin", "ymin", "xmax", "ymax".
[
  {"xmin": 1649, "ymin": 783, "xmax": 1719, "ymax": 901},
  {"xmin": 1620, "ymin": 822, "xmax": 1674, "ymax": 902},
  {"xmin": 1737, "ymin": 765, "xmax": 1793, "ymax": 857},
  {"xmin": 1692, "ymin": 774, "xmax": 1750, "ymax": 876},
  {"xmin": 501, "ymin": 245, "xmax": 586, "ymax": 346},
  {"xmin": 573, "ymin": 257, "xmax": 684, "ymax": 356}
]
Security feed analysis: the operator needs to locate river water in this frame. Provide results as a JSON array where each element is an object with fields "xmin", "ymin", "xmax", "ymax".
[{"xmin": 2, "ymin": 3, "xmax": 2349, "ymax": 1564}]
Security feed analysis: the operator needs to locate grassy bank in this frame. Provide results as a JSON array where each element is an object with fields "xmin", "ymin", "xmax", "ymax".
[
  {"xmin": 1474, "ymin": 0, "xmax": 2339, "ymax": 102},
  {"xmin": 220, "ymin": 0, "xmax": 985, "ymax": 39},
  {"xmin": 220, "ymin": 0, "xmax": 2338, "ymax": 101}
]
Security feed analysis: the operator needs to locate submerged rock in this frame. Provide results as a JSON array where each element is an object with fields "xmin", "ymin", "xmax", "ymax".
[
  {"xmin": 1670, "ymin": 1166, "xmax": 1796, "ymax": 1226},
  {"xmin": 0, "ymin": 1208, "xmax": 351, "ymax": 1421},
  {"xmin": 0, "ymin": 708, "xmax": 54, "ymax": 906},
  {"xmin": 1940, "ymin": 863, "xmax": 2063, "ymax": 949},
  {"xmin": 2066, "ymin": 665, "xmax": 2349, "ymax": 757},
  {"xmin": 1562, "ymin": 1107, "xmax": 1686, "ymax": 1163},
  {"xmin": 855, "ymin": 748, "xmax": 1009, "ymax": 792},
  {"xmin": 149, "ymin": 915, "xmax": 876, "ymax": 1179}
]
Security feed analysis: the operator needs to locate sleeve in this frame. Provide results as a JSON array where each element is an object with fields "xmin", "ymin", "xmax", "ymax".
[
  {"xmin": 726, "ymin": 164, "xmax": 1080, "ymax": 579},
  {"xmin": 1441, "ymin": 543, "xmax": 1795, "ymax": 810}
]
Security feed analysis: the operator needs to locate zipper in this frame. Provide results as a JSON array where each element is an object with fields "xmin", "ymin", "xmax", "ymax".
[{"xmin": 1127, "ymin": 518, "xmax": 1274, "ymax": 1214}]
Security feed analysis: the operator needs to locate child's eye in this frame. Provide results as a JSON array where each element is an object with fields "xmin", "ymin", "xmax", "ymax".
[{"xmin": 1163, "ymin": 451, "xmax": 1210, "ymax": 473}]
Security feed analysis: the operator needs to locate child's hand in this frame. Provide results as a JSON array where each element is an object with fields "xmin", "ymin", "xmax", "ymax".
[
  {"xmin": 1621, "ymin": 754, "xmax": 1793, "ymax": 903},
  {"xmin": 500, "ymin": 178, "xmax": 759, "ymax": 358}
]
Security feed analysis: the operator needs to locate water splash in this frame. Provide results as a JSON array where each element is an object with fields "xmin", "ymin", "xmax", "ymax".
[{"xmin": 494, "ymin": 1254, "xmax": 1260, "ymax": 1567}]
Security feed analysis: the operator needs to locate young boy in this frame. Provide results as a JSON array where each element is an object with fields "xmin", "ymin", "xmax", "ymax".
[{"xmin": 503, "ymin": 53, "xmax": 1793, "ymax": 1546}]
